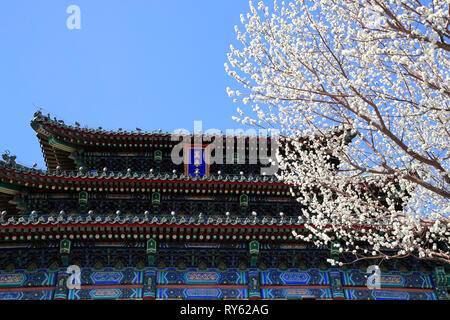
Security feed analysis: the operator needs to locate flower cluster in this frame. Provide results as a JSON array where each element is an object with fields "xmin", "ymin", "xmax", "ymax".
[{"xmin": 226, "ymin": 0, "xmax": 449, "ymax": 264}]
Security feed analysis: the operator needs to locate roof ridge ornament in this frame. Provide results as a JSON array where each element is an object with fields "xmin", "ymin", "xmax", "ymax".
[{"xmin": 1, "ymin": 150, "xmax": 16, "ymax": 166}]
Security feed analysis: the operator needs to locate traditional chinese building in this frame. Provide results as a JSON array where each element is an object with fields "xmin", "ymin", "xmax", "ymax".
[{"xmin": 0, "ymin": 111, "xmax": 447, "ymax": 300}]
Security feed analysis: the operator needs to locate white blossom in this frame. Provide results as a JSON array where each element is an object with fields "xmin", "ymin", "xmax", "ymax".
[{"xmin": 226, "ymin": 0, "xmax": 450, "ymax": 265}]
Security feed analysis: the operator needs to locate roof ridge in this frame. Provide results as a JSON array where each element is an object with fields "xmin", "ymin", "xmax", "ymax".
[{"xmin": 0, "ymin": 160, "xmax": 281, "ymax": 184}]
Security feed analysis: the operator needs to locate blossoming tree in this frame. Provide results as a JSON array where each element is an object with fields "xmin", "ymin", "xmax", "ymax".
[{"xmin": 225, "ymin": 0, "xmax": 449, "ymax": 265}]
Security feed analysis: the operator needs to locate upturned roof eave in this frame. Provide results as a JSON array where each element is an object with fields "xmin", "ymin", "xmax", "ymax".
[{"xmin": 0, "ymin": 162, "xmax": 286, "ymax": 191}]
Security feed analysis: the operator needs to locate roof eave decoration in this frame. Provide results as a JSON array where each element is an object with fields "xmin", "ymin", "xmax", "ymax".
[
  {"xmin": 0, "ymin": 163, "xmax": 283, "ymax": 187},
  {"xmin": 0, "ymin": 215, "xmax": 303, "ymax": 229},
  {"xmin": 0, "ymin": 182, "xmax": 21, "ymax": 195},
  {"xmin": 31, "ymin": 110, "xmax": 174, "ymax": 140},
  {"xmin": 30, "ymin": 111, "xmax": 276, "ymax": 143},
  {"xmin": 48, "ymin": 137, "xmax": 76, "ymax": 153}
]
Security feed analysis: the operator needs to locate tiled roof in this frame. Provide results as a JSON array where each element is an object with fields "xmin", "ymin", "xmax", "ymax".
[
  {"xmin": 31, "ymin": 110, "xmax": 174, "ymax": 137},
  {"xmin": 0, "ymin": 214, "xmax": 303, "ymax": 227},
  {"xmin": 31, "ymin": 110, "xmax": 272, "ymax": 139},
  {"xmin": 0, "ymin": 159, "xmax": 282, "ymax": 185}
]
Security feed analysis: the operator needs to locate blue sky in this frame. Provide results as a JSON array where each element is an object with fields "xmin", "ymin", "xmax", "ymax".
[{"xmin": 0, "ymin": 0, "xmax": 251, "ymax": 168}]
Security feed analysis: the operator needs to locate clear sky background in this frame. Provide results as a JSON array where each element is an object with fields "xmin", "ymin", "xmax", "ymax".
[{"xmin": 0, "ymin": 0, "xmax": 252, "ymax": 169}]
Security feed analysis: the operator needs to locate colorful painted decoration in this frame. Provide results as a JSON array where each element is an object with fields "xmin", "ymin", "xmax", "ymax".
[
  {"xmin": 157, "ymin": 288, "xmax": 247, "ymax": 299},
  {"xmin": 187, "ymin": 148, "xmax": 206, "ymax": 177},
  {"xmin": 69, "ymin": 288, "xmax": 142, "ymax": 300},
  {"xmin": 0, "ymin": 183, "xmax": 21, "ymax": 196},
  {"xmin": 0, "ymin": 114, "xmax": 445, "ymax": 301},
  {"xmin": 157, "ymin": 269, "xmax": 247, "ymax": 285},
  {"xmin": 262, "ymin": 288, "xmax": 332, "ymax": 299},
  {"xmin": 78, "ymin": 191, "xmax": 88, "ymax": 205},
  {"xmin": 147, "ymin": 239, "xmax": 157, "ymax": 254},
  {"xmin": 154, "ymin": 150, "xmax": 162, "ymax": 161},
  {"xmin": 260, "ymin": 269, "xmax": 329, "ymax": 285},
  {"xmin": 59, "ymin": 239, "xmax": 71, "ymax": 254},
  {"xmin": 344, "ymin": 289, "xmax": 436, "ymax": 300},
  {"xmin": 48, "ymin": 137, "xmax": 75, "ymax": 153},
  {"xmin": 240, "ymin": 194, "xmax": 249, "ymax": 207},
  {"xmin": 151, "ymin": 192, "xmax": 160, "ymax": 205},
  {"xmin": 249, "ymin": 240, "xmax": 259, "ymax": 255}
]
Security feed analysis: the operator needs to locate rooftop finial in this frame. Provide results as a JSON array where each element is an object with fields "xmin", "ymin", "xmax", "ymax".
[
  {"xmin": 33, "ymin": 109, "xmax": 43, "ymax": 118},
  {"xmin": 1, "ymin": 150, "xmax": 16, "ymax": 166}
]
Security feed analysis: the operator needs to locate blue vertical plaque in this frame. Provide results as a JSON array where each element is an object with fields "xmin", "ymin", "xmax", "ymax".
[{"xmin": 188, "ymin": 148, "xmax": 206, "ymax": 177}]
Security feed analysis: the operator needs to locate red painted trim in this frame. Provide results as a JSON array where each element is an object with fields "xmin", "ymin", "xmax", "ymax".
[
  {"xmin": 0, "ymin": 222, "xmax": 304, "ymax": 230},
  {"xmin": 0, "ymin": 286, "xmax": 55, "ymax": 292},
  {"xmin": 259, "ymin": 285, "xmax": 435, "ymax": 293},
  {"xmin": 42, "ymin": 123, "xmax": 171, "ymax": 140},
  {"xmin": 0, "ymin": 285, "xmax": 434, "ymax": 294},
  {"xmin": 260, "ymin": 285, "xmax": 329, "ymax": 289},
  {"xmin": 41, "ymin": 122, "xmax": 278, "ymax": 142},
  {"xmin": 79, "ymin": 284, "xmax": 142, "ymax": 290},
  {"xmin": 0, "ymin": 220, "xmax": 379, "ymax": 232},
  {"xmin": 342, "ymin": 286, "xmax": 435, "ymax": 293},
  {"xmin": 157, "ymin": 284, "xmax": 247, "ymax": 289},
  {"xmin": 1, "ymin": 168, "xmax": 289, "ymax": 187}
]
